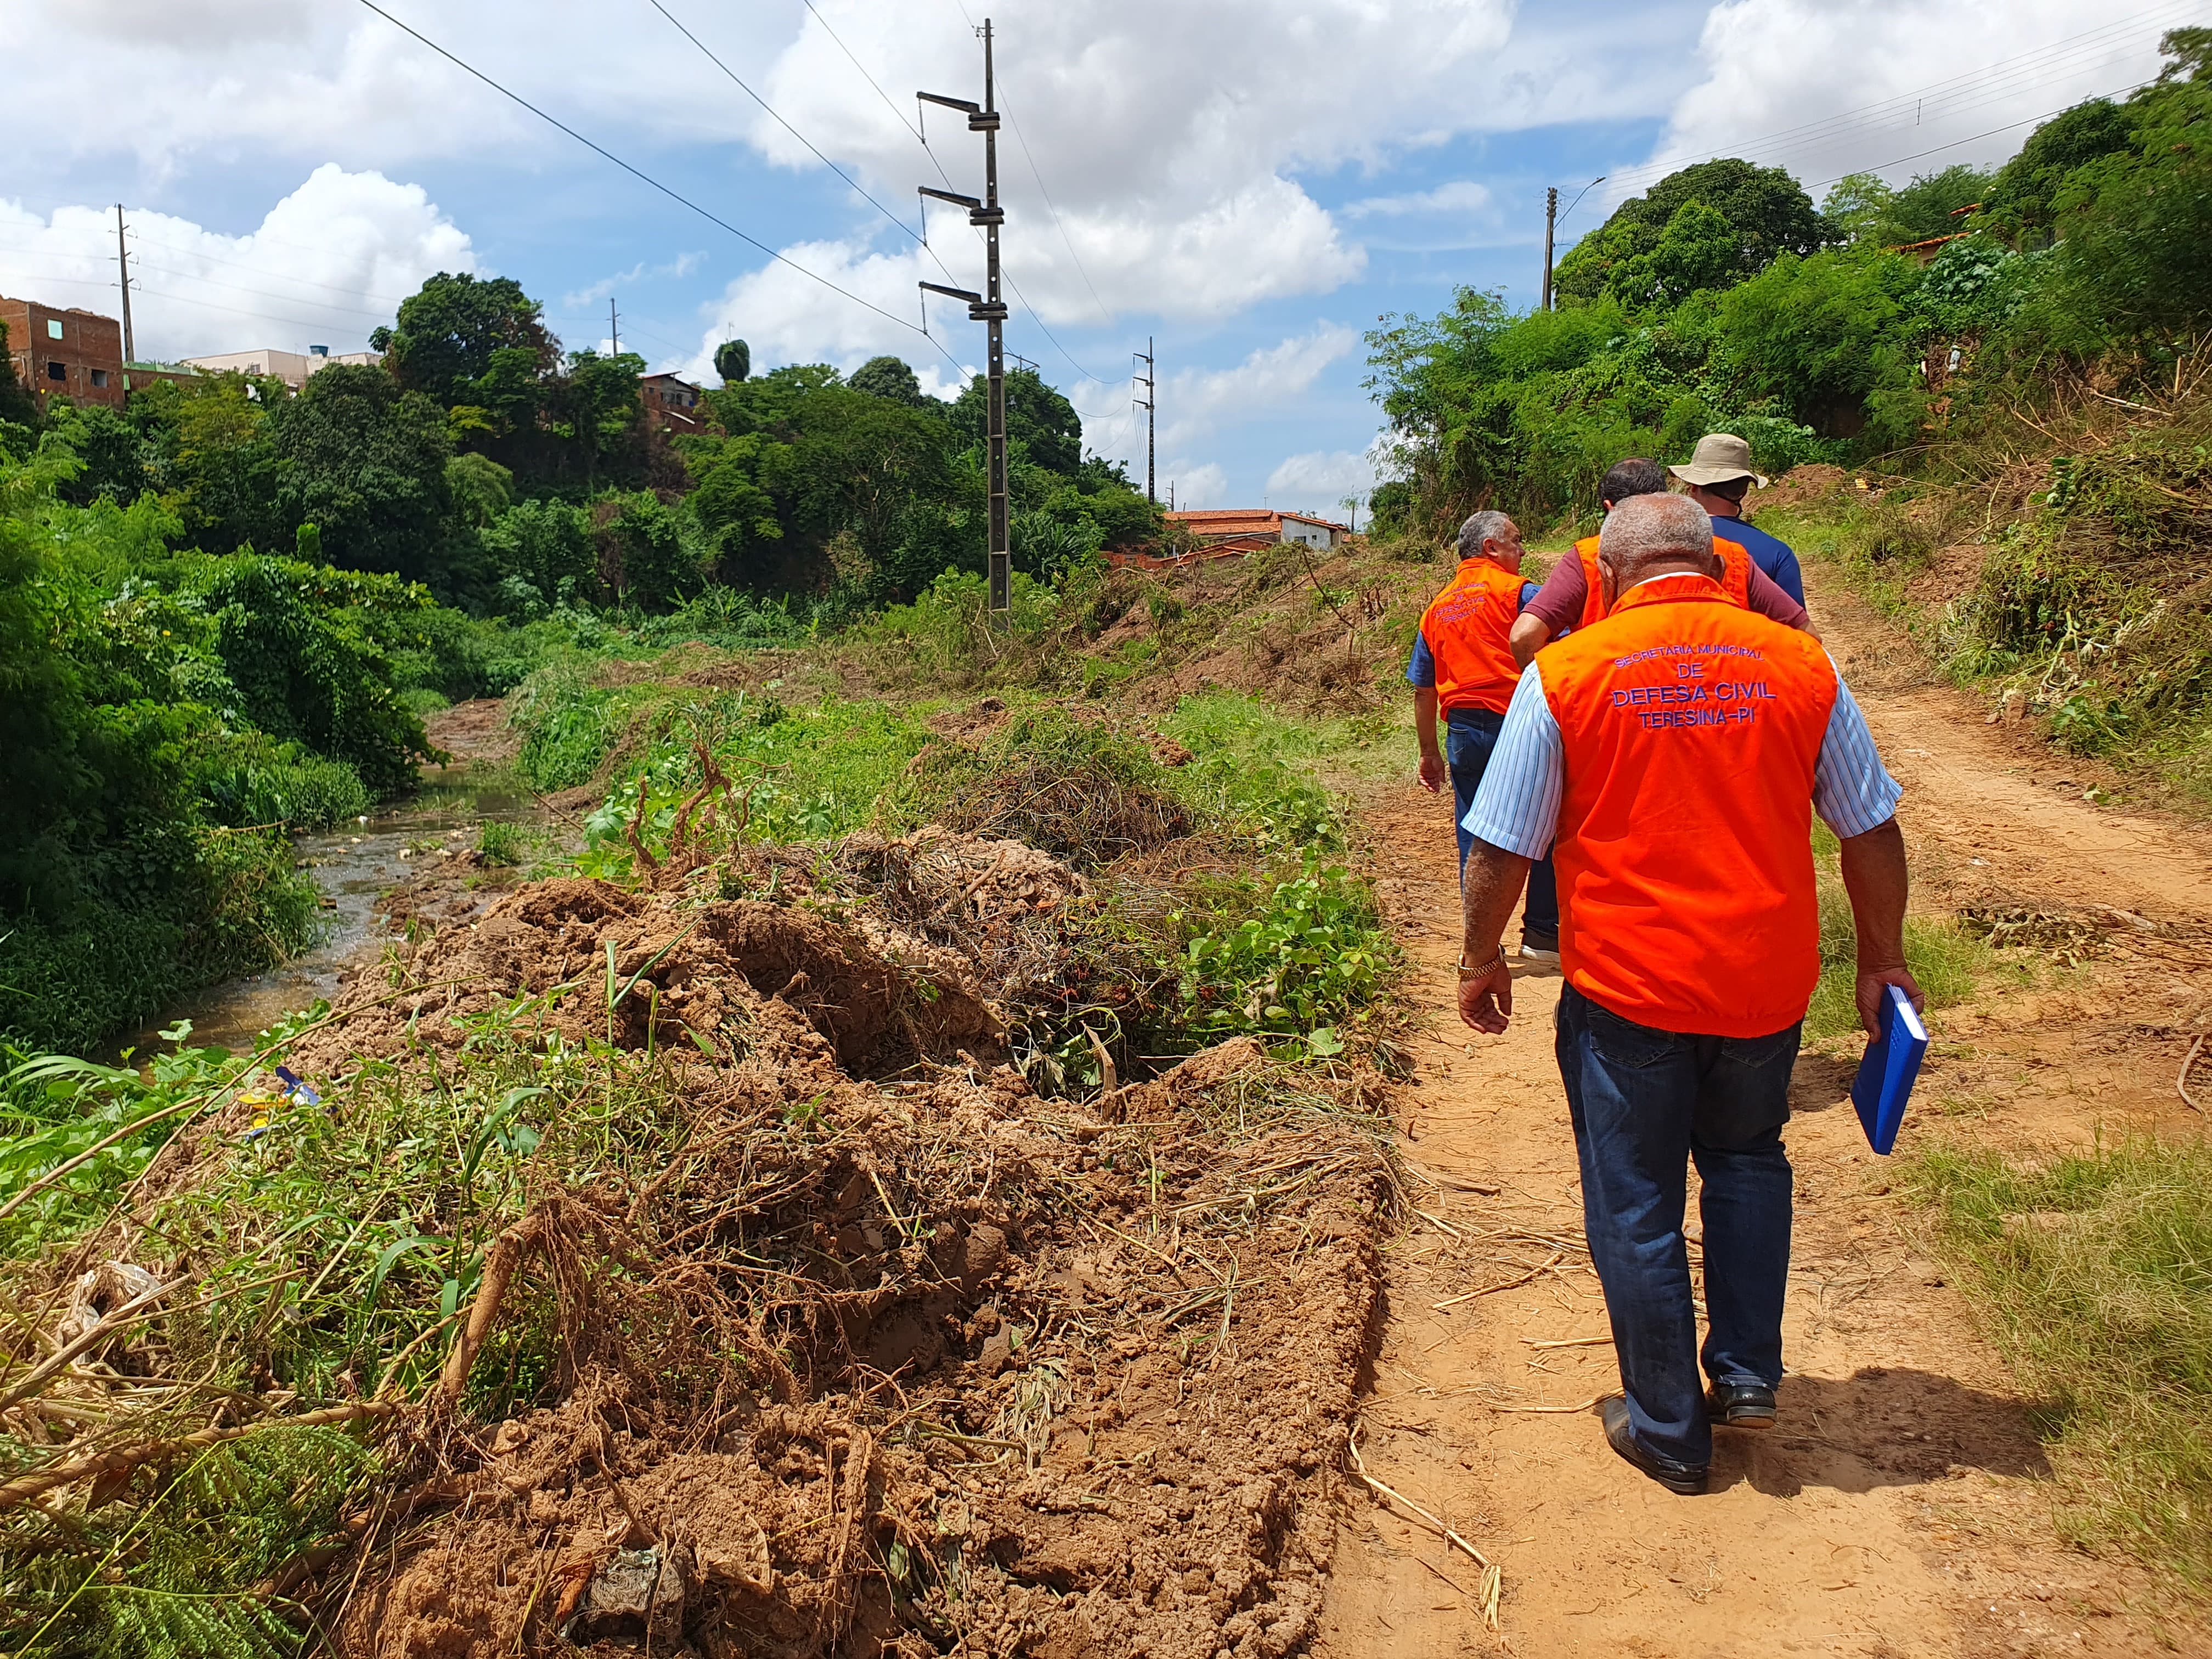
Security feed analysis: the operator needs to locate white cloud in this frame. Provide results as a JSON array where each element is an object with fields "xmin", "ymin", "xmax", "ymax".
[
  {"xmin": 1159, "ymin": 324, "xmax": 1361, "ymax": 450},
  {"xmin": 0, "ymin": 2, "xmax": 802, "ymax": 178},
  {"xmin": 563, "ymin": 252, "xmax": 708, "ymax": 311},
  {"xmin": 1266, "ymin": 443, "xmax": 1385, "ymax": 506},
  {"xmin": 1626, "ymin": 0, "xmax": 2168, "ymax": 208},
  {"xmin": 1343, "ymin": 180, "xmax": 1494, "ymax": 219},
  {"xmin": 746, "ymin": 0, "xmax": 1525, "ymax": 324},
  {"xmin": 685, "ymin": 236, "xmax": 962, "ymax": 382},
  {"xmin": 1167, "ymin": 461, "xmax": 1229, "ymax": 509},
  {"xmin": 0, "ymin": 165, "xmax": 473, "ymax": 363}
]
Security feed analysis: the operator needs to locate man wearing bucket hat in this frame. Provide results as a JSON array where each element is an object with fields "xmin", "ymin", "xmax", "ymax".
[
  {"xmin": 1670, "ymin": 433, "xmax": 1804, "ymax": 607},
  {"xmin": 1509, "ymin": 456, "xmax": 1810, "ymax": 671}
]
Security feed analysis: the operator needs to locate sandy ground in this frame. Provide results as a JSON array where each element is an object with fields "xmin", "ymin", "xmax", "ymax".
[{"xmin": 1312, "ymin": 577, "xmax": 2212, "ymax": 1656}]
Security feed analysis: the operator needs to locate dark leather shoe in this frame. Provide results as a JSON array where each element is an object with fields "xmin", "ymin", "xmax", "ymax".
[
  {"xmin": 1705, "ymin": 1380, "xmax": 1777, "ymax": 1430},
  {"xmin": 1601, "ymin": 1396, "xmax": 1708, "ymax": 1494}
]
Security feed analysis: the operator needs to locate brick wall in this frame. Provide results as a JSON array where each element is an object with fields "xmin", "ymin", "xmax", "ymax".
[{"xmin": 0, "ymin": 296, "xmax": 126, "ymax": 409}]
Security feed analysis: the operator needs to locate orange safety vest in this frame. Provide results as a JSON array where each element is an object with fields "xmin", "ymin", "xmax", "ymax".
[
  {"xmin": 1538, "ymin": 573, "xmax": 1839, "ymax": 1038},
  {"xmin": 1574, "ymin": 532, "xmax": 1753, "ymax": 630},
  {"xmin": 1417, "ymin": 557, "xmax": 1526, "ymax": 715}
]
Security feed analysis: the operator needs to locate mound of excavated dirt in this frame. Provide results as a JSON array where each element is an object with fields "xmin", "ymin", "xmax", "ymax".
[
  {"xmin": 424, "ymin": 698, "xmax": 523, "ymax": 765},
  {"xmin": 1754, "ymin": 461, "xmax": 1850, "ymax": 513},
  {"xmin": 296, "ymin": 837, "xmax": 1395, "ymax": 1658}
]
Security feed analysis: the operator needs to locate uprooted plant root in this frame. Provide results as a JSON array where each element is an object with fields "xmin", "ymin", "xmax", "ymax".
[{"xmin": 3, "ymin": 829, "xmax": 1400, "ymax": 1659}]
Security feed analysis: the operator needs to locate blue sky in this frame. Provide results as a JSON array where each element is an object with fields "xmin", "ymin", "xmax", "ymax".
[{"xmin": 1, "ymin": 0, "xmax": 2190, "ymax": 511}]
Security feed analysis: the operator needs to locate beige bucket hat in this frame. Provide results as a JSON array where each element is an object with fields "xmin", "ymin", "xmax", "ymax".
[{"xmin": 1669, "ymin": 432, "xmax": 1769, "ymax": 489}]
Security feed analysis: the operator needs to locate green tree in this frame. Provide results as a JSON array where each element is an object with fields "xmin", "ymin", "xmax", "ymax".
[
  {"xmin": 0, "ymin": 321, "xmax": 37, "ymax": 427},
  {"xmin": 1718, "ymin": 249, "xmax": 1927, "ymax": 442},
  {"xmin": 1826, "ymin": 165, "xmax": 1993, "ymax": 249},
  {"xmin": 374, "ymin": 273, "xmax": 557, "ymax": 408},
  {"xmin": 481, "ymin": 498, "xmax": 596, "ymax": 612},
  {"xmin": 950, "ymin": 366, "xmax": 1082, "ymax": 475},
  {"xmin": 2028, "ymin": 48, "xmax": 2212, "ymax": 353},
  {"xmin": 264, "ymin": 364, "xmax": 455, "ymax": 586},
  {"xmin": 187, "ymin": 555, "xmax": 436, "ymax": 798},
  {"xmin": 1892, "ymin": 165, "xmax": 1995, "ymax": 241},
  {"xmin": 596, "ymin": 492, "xmax": 704, "ymax": 610},
  {"xmin": 1556, "ymin": 159, "xmax": 1828, "ymax": 303},
  {"xmin": 685, "ymin": 431, "xmax": 786, "ymax": 580},
  {"xmin": 1982, "ymin": 99, "xmax": 2137, "ymax": 240},
  {"xmin": 848, "ymin": 355, "xmax": 932, "ymax": 406},
  {"xmin": 444, "ymin": 451, "xmax": 514, "ymax": 528},
  {"xmin": 548, "ymin": 349, "xmax": 648, "ymax": 488},
  {"xmin": 164, "ymin": 374, "xmax": 278, "ymax": 555},
  {"xmin": 714, "ymin": 338, "xmax": 752, "ymax": 384},
  {"xmin": 48, "ymin": 404, "xmax": 151, "ymax": 506},
  {"xmin": 1610, "ymin": 200, "xmax": 1742, "ymax": 309}
]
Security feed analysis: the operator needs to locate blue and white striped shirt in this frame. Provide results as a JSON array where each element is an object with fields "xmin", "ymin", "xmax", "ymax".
[{"xmin": 1463, "ymin": 652, "xmax": 1901, "ymax": 857}]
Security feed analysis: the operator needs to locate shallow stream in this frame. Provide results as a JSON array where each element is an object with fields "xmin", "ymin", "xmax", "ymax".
[{"xmin": 114, "ymin": 774, "xmax": 546, "ymax": 1058}]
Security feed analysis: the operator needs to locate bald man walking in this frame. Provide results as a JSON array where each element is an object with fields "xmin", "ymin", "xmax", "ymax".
[{"xmin": 1452, "ymin": 494, "xmax": 1919, "ymax": 1495}]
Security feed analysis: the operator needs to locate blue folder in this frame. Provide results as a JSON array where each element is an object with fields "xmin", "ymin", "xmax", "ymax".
[{"xmin": 1852, "ymin": 984, "xmax": 1927, "ymax": 1156}]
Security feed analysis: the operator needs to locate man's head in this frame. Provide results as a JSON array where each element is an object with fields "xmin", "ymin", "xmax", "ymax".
[
  {"xmin": 1595, "ymin": 493, "xmax": 1719, "ymax": 608},
  {"xmin": 1598, "ymin": 458, "xmax": 1667, "ymax": 515},
  {"xmin": 1668, "ymin": 432, "xmax": 1767, "ymax": 519},
  {"xmin": 1454, "ymin": 509, "xmax": 1524, "ymax": 571}
]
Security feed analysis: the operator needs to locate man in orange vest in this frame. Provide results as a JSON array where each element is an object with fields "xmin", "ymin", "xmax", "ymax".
[
  {"xmin": 1507, "ymin": 458, "xmax": 1811, "ymax": 669},
  {"xmin": 1452, "ymin": 493, "xmax": 1920, "ymax": 1495},
  {"xmin": 1410, "ymin": 510, "xmax": 1558, "ymax": 957}
]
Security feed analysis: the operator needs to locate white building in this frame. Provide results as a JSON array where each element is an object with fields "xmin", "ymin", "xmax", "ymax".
[{"xmin": 180, "ymin": 345, "xmax": 381, "ymax": 390}]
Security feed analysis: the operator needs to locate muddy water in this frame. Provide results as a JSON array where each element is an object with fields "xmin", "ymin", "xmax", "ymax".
[{"xmin": 115, "ymin": 774, "xmax": 547, "ymax": 1058}]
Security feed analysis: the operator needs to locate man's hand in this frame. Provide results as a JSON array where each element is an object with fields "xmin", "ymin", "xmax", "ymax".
[
  {"xmin": 1838, "ymin": 819, "xmax": 1918, "ymax": 1039},
  {"xmin": 1458, "ymin": 957, "xmax": 1514, "ymax": 1034},
  {"xmin": 1418, "ymin": 753, "xmax": 1446, "ymax": 794},
  {"xmin": 1855, "ymin": 964, "xmax": 1926, "ymax": 1039}
]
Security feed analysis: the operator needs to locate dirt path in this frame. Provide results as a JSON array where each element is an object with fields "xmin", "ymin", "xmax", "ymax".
[{"xmin": 1313, "ymin": 577, "xmax": 2212, "ymax": 1656}]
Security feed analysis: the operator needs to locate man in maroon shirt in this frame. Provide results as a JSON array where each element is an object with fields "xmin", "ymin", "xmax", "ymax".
[{"xmin": 1509, "ymin": 458, "xmax": 1813, "ymax": 669}]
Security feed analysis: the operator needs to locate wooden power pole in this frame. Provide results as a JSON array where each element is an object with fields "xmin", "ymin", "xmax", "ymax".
[
  {"xmin": 609, "ymin": 297, "xmax": 620, "ymax": 357},
  {"xmin": 918, "ymin": 18, "xmax": 1012, "ymax": 611},
  {"xmin": 1134, "ymin": 337, "xmax": 1155, "ymax": 504},
  {"xmin": 1542, "ymin": 186, "xmax": 1558, "ymax": 312},
  {"xmin": 115, "ymin": 205, "xmax": 135, "ymax": 365}
]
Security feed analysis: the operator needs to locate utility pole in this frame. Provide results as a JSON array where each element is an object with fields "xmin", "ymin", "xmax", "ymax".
[
  {"xmin": 609, "ymin": 297, "xmax": 620, "ymax": 357},
  {"xmin": 1541, "ymin": 185, "xmax": 1558, "ymax": 312},
  {"xmin": 1544, "ymin": 177, "xmax": 1605, "ymax": 312},
  {"xmin": 1133, "ymin": 337, "xmax": 1155, "ymax": 505},
  {"xmin": 115, "ymin": 205, "xmax": 136, "ymax": 365},
  {"xmin": 917, "ymin": 18, "xmax": 1011, "ymax": 611}
]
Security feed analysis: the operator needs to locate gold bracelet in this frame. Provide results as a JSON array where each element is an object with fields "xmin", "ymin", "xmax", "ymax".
[{"xmin": 1458, "ymin": 946, "xmax": 1508, "ymax": 983}]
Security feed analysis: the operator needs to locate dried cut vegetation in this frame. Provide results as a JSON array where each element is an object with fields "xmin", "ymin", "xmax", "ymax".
[{"xmin": 0, "ymin": 822, "xmax": 1401, "ymax": 1659}]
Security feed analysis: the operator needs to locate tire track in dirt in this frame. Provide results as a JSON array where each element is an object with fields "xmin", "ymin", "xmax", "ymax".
[{"xmin": 1313, "ymin": 572, "xmax": 2212, "ymax": 1656}]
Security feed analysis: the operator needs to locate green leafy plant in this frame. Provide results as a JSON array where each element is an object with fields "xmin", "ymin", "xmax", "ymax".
[{"xmin": 1168, "ymin": 859, "xmax": 1395, "ymax": 1045}]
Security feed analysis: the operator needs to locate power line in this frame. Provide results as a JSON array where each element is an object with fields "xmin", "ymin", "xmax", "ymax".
[
  {"xmin": 125, "ymin": 236, "xmax": 424, "ymax": 305},
  {"xmin": 784, "ymin": 0, "xmax": 1108, "ymax": 387},
  {"xmin": 800, "ymin": 0, "xmax": 927, "ymax": 142},
  {"xmin": 1809, "ymin": 76, "xmax": 2162, "ymax": 189},
  {"xmin": 639, "ymin": 0, "xmax": 990, "ymax": 390},
  {"xmin": 351, "ymin": 0, "xmax": 966, "ymax": 379},
  {"xmin": 1598, "ymin": 1, "xmax": 2193, "ymax": 197},
  {"xmin": 1604, "ymin": 3, "xmax": 2189, "ymax": 190},
  {"xmin": 935, "ymin": 0, "xmax": 1109, "ymax": 383},
  {"xmin": 996, "ymin": 88, "xmax": 1114, "ymax": 330},
  {"xmin": 646, "ymin": 0, "xmax": 922, "ymax": 239}
]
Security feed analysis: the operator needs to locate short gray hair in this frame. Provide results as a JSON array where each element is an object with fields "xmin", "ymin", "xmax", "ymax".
[
  {"xmin": 1454, "ymin": 510, "xmax": 1515, "ymax": 560},
  {"xmin": 1598, "ymin": 492, "xmax": 1713, "ymax": 580}
]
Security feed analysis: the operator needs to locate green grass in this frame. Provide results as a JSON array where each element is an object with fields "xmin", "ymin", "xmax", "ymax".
[
  {"xmin": 1804, "ymin": 820, "xmax": 1992, "ymax": 1042},
  {"xmin": 475, "ymin": 819, "xmax": 527, "ymax": 867},
  {"xmin": 1908, "ymin": 1136, "xmax": 2212, "ymax": 1585}
]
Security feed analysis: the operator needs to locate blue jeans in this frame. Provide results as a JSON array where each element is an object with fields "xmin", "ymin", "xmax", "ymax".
[
  {"xmin": 1446, "ymin": 709, "xmax": 1558, "ymax": 937},
  {"xmin": 1554, "ymin": 983, "xmax": 1798, "ymax": 1469}
]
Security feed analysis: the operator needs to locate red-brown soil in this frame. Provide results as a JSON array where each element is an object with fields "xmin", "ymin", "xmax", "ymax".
[{"xmin": 301, "ymin": 834, "xmax": 1401, "ymax": 1658}]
